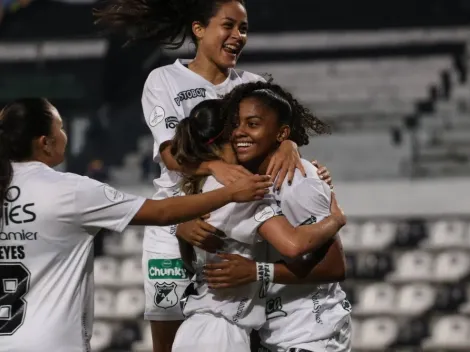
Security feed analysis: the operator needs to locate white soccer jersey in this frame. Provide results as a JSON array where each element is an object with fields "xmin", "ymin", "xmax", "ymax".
[
  {"xmin": 141, "ymin": 59, "xmax": 264, "ymax": 255},
  {"xmin": 0, "ymin": 161, "xmax": 145, "ymax": 352},
  {"xmin": 259, "ymin": 159, "xmax": 351, "ymax": 352},
  {"xmin": 182, "ymin": 176, "xmax": 280, "ymax": 330}
]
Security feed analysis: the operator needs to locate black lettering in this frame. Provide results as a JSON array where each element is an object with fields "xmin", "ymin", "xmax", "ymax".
[
  {"xmin": 22, "ymin": 204, "xmax": 36, "ymax": 223},
  {"xmin": 17, "ymin": 246, "xmax": 25, "ymax": 260},
  {"xmin": 9, "ymin": 205, "xmax": 22, "ymax": 224},
  {"xmin": 4, "ymin": 203, "xmax": 9, "ymax": 226}
]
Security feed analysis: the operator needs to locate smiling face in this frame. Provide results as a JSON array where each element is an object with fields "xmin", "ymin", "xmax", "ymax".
[
  {"xmin": 232, "ymin": 97, "xmax": 290, "ymax": 171},
  {"xmin": 194, "ymin": 1, "xmax": 248, "ymax": 70}
]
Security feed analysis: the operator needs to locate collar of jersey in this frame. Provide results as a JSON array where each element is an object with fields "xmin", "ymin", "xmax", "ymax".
[{"xmin": 175, "ymin": 59, "xmax": 234, "ymax": 89}]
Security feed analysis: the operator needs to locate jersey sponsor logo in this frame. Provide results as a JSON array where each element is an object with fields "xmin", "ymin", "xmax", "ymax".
[
  {"xmin": 266, "ymin": 297, "xmax": 287, "ymax": 320},
  {"xmin": 0, "ymin": 230, "xmax": 37, "ymax": 241},
  {"xmin": 2, "ymin": 186, "xmax": 36, "ymax": 226},
  {"xmin": 254, "ymin": 204, "xmax": 275, "ymax": 222},
  {"xmin": 149, "ymin": 106, "xmax": 165, "ymax": 127},
  {"xmin": 341, "ymin": 299, "xmax": 352, "ymax": 312},
  {"xmin": 148, "ymin": 259, "xmax": 188, "ymax": 280},
  {"xmin": 103, "ymin": 185, "xmax": 124, "ymax": 203},
  {"xmin": 232, "ymin": 296, "xmax": 249, "ymax": 323},
  {"xmin": 311, "ymin": 291, "xmax": 323, "ymax": 324},
  {"xmin": 165, "ymin": 116, "xmax": 178, "ymax": 129},
  {"xmin": 174, "ymin": 88, "xmax": 206, "ymax": 106},
  {"xmin": 154, "ymin": 282, "xmax": 178, "ymax": 309},
  {"xmin": 300, "ymin": 215, "xmax": 317, "ymax": 225}
]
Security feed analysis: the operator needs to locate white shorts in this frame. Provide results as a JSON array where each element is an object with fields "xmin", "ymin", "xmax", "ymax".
[
  {"xmin": 286, "ymin": 316, "xmax": 352, "ymax": 352},
  {"xmin": 142, "ymin": 250, "xmax": 190, "ymax": 321},
  {"xmin": 172, "ymin": 313, "xmax": 251, "ymax": 352}
]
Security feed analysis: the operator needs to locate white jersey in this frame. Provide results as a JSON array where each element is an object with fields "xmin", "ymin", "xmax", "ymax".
[
  {"xmin": 182, "ymin": 176, "xmax": 280, "ymax": 330},
  {"xmin": 141, "ymin": 59, "xmax": 264, "ymax": 255},
  {"xmin": 259, "ymin": 159, "xmax": 351, "ymax": 352},
  {"xmin": 0, "ymin": 162, "xmax": 144, "ymax": 352}
]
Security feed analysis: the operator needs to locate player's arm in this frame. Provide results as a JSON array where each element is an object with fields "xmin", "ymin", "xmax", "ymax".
[
  {"xmin": 75, "ymin": 175, "xmax": 271, "ymax": 232},
  {"xmin": 204, "ymin": 238, "xmax": 346, "ymax": 288}
]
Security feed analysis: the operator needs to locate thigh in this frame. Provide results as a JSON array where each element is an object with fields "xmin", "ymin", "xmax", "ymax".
[{"xmin": 150, "ymin": 320, "xmax": 183, "ymax": 352}]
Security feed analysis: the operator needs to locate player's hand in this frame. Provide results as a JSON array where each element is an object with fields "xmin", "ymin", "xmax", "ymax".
[
  {"xmin": 311, "ymin": 160, "xmax": 333, "ymax": 188},
  {"xmin": 330, "ymin": 193, "xmax": 347, "ymax": 228},
  {"xmin": 209, "ymin": 160, "xmax": 253, "ymax": 185},
  {"xmin": 227, "ymin": 174, "xmax": 272, "ymax": 203},
  {"xmin": 176, "ymin": 214, "xmax": 224, "ymax": 253},
  {"xmin": 204, "ymin": 253, "xmax": 257, "ymax": 289},
  {"xmin": 267, "ymin": 140, "xmax": 306, "ymax": 191}
]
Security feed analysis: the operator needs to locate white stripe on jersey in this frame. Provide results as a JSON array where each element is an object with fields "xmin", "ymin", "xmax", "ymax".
[
  {"xmin": 0, "ymin": 161, "xmax": 144, "ymax": 352},
  {"xmin": 141, "ymin": 59, "xmax": 265, "ymax": 253},
  {"xmin": 183, "ymin": 176, "xmax": 280, "ymax": 330}
]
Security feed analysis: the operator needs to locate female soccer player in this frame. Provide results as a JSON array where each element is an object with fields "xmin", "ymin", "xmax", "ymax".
[
  {"xmin": 203, "ymin": 82, "xmax": 352, "ymax": 352},
  {"xmin": 0, "ymin": 98, "xmax": 272, "ymax": 352},
  {"xmin": 95, "ymin": 1, "xmax": 330, "ymax": 349},
  {"xmin": 168, "ymin": 96, "xmax": 346, "ymax": 352}
]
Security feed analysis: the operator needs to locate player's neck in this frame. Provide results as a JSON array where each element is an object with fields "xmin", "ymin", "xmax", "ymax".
[
  {"xmin": 189, "ymin": 54, "xmax": 229, "ymax": 85},
  {"xmin": 242, "ymin": 152, "xmax": 275, "ymax": 176}
]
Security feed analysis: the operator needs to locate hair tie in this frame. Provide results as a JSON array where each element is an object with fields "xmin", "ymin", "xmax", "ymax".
[{"xmin": 205, "ymin": 130, "xmax": 224, "ymax": 146}]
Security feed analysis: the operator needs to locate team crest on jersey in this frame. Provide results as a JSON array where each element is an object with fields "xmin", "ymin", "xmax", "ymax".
[
  {"xmin": 266, "ymin": 297, "xmax": 287, "ymax": 320},
  {"xmin": 342, "ymin": 299, "xmax": 352, "ymax": 312},
  {"xmin": 174, "ymin": 88, "xmax": 206, "ymax": 106},
  {"xmin": 154, "ymin": 282, "xmax": 178, "ymax": 309}
]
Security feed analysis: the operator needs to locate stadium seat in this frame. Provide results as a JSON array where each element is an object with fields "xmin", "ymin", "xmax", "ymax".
[
  {"xmin": 345, "ymin": 254, "xmax": 357, "ymax": 279},
  {"xmin": 110, "ymin": 322, "xmax": 142, "ymax": 351},
  {"xmin": 434, "ymin": 251, "xmax": 470, "ymax": 282},
  {"xmin": 338, "ymin": 222, "xmax": 361, "ymax": 252},
  {"xmin": 394, "ymin": 219, "xmax": 428, "ymax": 248},
  {"xmin": 103, "ymin": 232, "xmax": 123, "ymax": 256},
  {"xmin": 90, "ymin": 321, "xmax": 113, "ymax": 352},
  {"xmin": 360, "ymin": 221, "xmax": 396, "ymax": 251},
  {"xmin": 423, "ymin": 315, "xmax": 470, "ymax": 350},
  {"xmin": 121, "ymin": 228, "xmax": 143, "ymax": 255},
  {"xmin": 355, "ymin": 253, "xmax": 393, "ymax": 280},
  {"xmin": 434, "ymin": 284, "xmax": 467, "ymax": 312},
  {"xmin": 120, "ymin": 258, "xmax": 143, "ymax": 286},
  {"xmin": 115, "ymin": 289, "xmax": 145, "ymax": 319},
  {"xmin": 94, "ymin": 257, "xmax": 120, "ymax": 286},
  {"xmin": 422, "ymin": 220, "xmax": 466, "ymax": 250},
  {"xmin": 396, "ymin": 283, "xmax": 435, "ymax": 316},
  {"xmin": 350, "ymin": 318, "xmax": 362, "ymax": 350},
  {"xmin": 388, "ymin": 251, "xmax": 433, "ymax": 283},
  {"xmin": 94, "ymin": 289, "xmax": 115, "ymax": 319},
  {"xmin": 394, "ymin": 318, "xmax": 428, "ymax": 347},
  {"xmin": 354, "ymin": 283, "xmax": 395, "ymax": 315},
  {"xmin": 132, "ymin": 324, "xmax": 153, "ymax": 352},
  {"xmin": 355, "ymin": 317, "xmax": 398, "ymax": 350}
]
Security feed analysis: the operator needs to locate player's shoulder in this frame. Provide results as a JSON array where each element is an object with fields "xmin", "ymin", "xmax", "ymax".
[
  {"xmin": 233, "ymin": 69, "xmax": 266, "ymax": 83},
  {"xmin": 145, "ymin": 60, "xmax": 185, "ymax": 88},
  {"xmin": 202, "ymin": 176, "xmax": 224, "ymax": 192}
]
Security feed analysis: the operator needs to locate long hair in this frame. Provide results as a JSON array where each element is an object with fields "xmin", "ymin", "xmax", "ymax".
[
  {"xmin": 222, "ymin": 81, "xmax": 331, "ymax": 146},
  {"xmin": 0, "ymin": 98, "xmax": 54, "ymax": 221},
  {"xmin": 94, "ymin": 0, "xmax": 245, "ymax": 48},
  {"xmin": 170, "ymin": 99, "xmax": 227, "ymax": 195}
]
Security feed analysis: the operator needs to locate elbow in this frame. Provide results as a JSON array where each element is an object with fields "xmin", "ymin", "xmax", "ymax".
[{"xmin": 280, "ymin": 244, "xmax": 305, "ymax": 259}]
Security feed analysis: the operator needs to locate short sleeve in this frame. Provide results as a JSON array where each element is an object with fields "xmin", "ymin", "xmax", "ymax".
[
  {"xmin": 142, "ymin": 70, "xmax": 185, "ymax": 160},
  {"xmin": 74, "ymin": 177, "xmax": 145, "ymax": 233},
  {"xmin": 281, "ymin": 178, "xmax": 331, "ymax": 227}
]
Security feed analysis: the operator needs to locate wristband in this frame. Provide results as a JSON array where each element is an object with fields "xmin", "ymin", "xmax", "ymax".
[{"xmin": 256, "ymin": 262, "xmax": 274, "ymax": 298}]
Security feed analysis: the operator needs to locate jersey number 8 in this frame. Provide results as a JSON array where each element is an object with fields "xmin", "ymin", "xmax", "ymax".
[{"xmin": 0, "ymin": 263, "xmax": 31, "ymax": 335}]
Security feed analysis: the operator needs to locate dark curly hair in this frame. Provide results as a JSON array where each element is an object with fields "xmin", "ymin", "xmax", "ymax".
[
  {"xmin": 94, "ymin": 0, "xmax": 245, "ymax": 48},
  {"xmin": 222, "ymin": 81, "xmax": 331, "ymax": 146}
]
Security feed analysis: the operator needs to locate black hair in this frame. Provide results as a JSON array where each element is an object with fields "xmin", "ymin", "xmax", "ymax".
[
  {"xmin": 171, "ymin": 99, "xmax": 226, "ymax": 167},
  {"xmin": 0, "ymin": 98, "xmax": 54, "ymax": 214},
  {"xmin": 94, "ymin": 0, "xmax": 246, "ymax": 48},
  {"xmin": 222, "ymin": 81, "xmax": 331, "ymax": 146},
  {"xmin": 170, "ymin": 99, "xmax": 227, "ymax": 196}
]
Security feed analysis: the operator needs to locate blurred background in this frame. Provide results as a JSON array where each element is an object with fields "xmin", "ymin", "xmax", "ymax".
[{"xmin": 1, "ymin": 0, "xmax": 470, "ymax": 351}]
